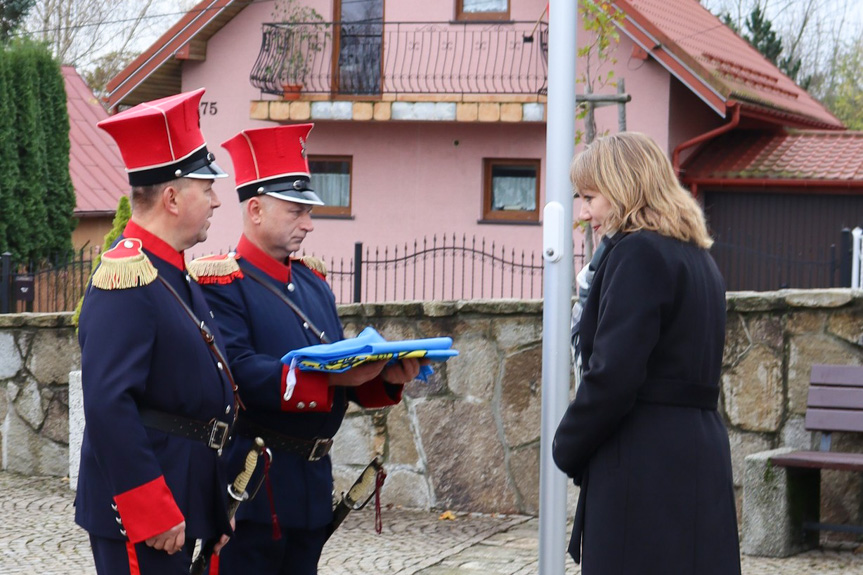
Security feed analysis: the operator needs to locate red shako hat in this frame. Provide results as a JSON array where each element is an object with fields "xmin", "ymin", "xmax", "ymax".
[
  {"xmin": 221, "ymin": 123, "xmax": 323, "ymax": 205},
  {"xmin": 97, "ymin": 88, "xmax": 227, "ymax": 186}
]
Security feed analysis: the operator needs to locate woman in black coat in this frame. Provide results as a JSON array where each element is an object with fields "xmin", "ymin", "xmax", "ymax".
[{"xmin": 553, "ymin": 132, "xmax": 741, "ymax": 575}]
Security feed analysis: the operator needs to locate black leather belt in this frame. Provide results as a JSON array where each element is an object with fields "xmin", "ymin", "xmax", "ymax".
[
  {"xmin": 236, "ymin": 418, "xmax": 333, "ymax": 461},
  {"xmin": 139, "ymin": 408, "xmax": 231, "ymax": 453},
  {"xmin": 637, "ymin": 378, "xmax": 719, "ymax": 410}
]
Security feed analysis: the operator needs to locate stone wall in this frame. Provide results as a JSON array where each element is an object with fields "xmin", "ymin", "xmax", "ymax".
[
  {"xmin": 332, "ymin": 299, "xmax": 548, "ymax": 515},
  {"xmin": 2, "ymin": 290, "xmax": 863, "ymax": 522},
  {"xmin": 722, "ymin": 290, "xmax": 863, "ymax": 532},
  {"xmin": 0, "ymin": 313, "xmax": 78, "ymax": 476},
  {"xmin": 335, "ymin": 290, "xmax": 863, "ymax": 524}
]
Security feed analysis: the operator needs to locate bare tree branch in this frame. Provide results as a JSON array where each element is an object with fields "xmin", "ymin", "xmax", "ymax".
[{"xmin": 20, "ymin": 0, "xmax": 188, "ymax": 69}]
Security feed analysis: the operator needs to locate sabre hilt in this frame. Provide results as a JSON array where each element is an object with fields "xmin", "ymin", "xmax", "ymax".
[
  {"xmin": 326, "ymin": 456, "xmax": 386, "ymax": 541},
  {"xmin": 343, "ymin": 456, "xmax": 384, "ymax": 509},
  {"xmin": 190, "ymin": 437, "xmax": 266, "ymax": 575},
  {"xmin": 227, "ymin": 437, "xmax": 264, "ymax": 510}
]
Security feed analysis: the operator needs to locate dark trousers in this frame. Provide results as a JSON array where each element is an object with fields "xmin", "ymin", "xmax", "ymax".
[
  {"xmin": 218, "ymin": 521, "xmax": 328, "ymax": 575},
  {"xmin": 89, "ymin": 533, "xmax": 194, "ymax": 575}
]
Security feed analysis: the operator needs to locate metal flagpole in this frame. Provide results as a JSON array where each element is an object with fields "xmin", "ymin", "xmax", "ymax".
[{"xmin": 539, "ymin": 0, "xmax": 577, "ymax": 574}]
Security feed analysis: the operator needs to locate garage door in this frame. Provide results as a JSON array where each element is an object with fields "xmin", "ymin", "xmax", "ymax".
[{"xmin": 703, "ymin": 190, "xmax": 863, "ymax": 291}]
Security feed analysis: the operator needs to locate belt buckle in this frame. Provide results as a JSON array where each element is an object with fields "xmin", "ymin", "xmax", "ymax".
[
  {"xmin": 208, "ymin": 419, "xmax": 229, "ymax": 452},
  {"xmin": 308, "ymin": 438, "xmax": 333, "ymax": 461}
]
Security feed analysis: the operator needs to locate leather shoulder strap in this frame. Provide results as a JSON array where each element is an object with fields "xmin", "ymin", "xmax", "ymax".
[
  {"xmin": 156, "ymin": 275, "xmax": 244, "ymax": 414},
  {"xmin": 241, "ymin": 264, "xmax": 332, "ymax": 344}
]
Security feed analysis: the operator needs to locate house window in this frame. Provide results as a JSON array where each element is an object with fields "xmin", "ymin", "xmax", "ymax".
[
  {"xmin": 482, "ymin": 159, "xmax": 540, "ymax": 222},
  {"xmin": 457, "ymin": 0, "xmax": 509, "ymax": 21},
  {"xmin": 309, "ymin": 156, "xmax": 352, "ymax": 217}
]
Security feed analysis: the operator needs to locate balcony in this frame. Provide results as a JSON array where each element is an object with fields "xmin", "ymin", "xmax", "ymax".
[{"xmin": 250, "ymin": 21, "xmax": 549, "ymax": 100}]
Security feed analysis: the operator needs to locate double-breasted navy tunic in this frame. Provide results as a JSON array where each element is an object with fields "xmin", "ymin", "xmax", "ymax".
[
  {"xmin": 553, "ymin": 230, "xmax": 741, "ymax": 575},
  {"xmin": 197, "ymin": 235, "xmax": 402, "ymax": 532},
  {"xmin": 75, "ymin": 221, "xmax": 235, "ymax": 545}
]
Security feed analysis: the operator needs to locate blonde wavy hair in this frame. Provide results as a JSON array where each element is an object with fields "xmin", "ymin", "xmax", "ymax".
[{"xmin": 571, "ymin": 132, "xmax": 713, "ymax": 249}]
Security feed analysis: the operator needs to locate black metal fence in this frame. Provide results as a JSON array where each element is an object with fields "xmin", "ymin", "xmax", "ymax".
[
  {"xmin": 12, "ymin": 230, "xmax": 853, "ymax": 312},
  {"xmin": 708, "ymin": 228, "xmax": 860, "ymax": 292},
  {"xmin": 0, "ymin": 249, "xmax": 97, "ymax": 314},
  {"xmin": 250, "ymin": 21, "xmax": 549, "ymax": 97},
  {"xmin": 0, "ymin": 238, "xmax": 566, "ymax": 312},
  {"xmin": 711, "ymin": 240, "xmax": 841, "ymax": 291},
  {"xmin": 314, "ymin": 234, "xmax": 563, "ymax": 304}
]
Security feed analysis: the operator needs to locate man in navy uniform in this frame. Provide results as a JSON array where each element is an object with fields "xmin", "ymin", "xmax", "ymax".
[
  {"xmin": 76, "ymin": 88, "xmax": 237, "ymax": 574},
  {"xmin": 190, "ymin": 124, "xmax": 423, "ymax": 574}
]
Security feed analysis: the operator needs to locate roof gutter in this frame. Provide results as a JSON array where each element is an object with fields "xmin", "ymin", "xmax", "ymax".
[
  {"xmin": 672, "ymin": 100, "xmax": 740, "ymax": 186},
  {"xmin": 682, "ymin": 178, "xmax": 863, "ymax": 191},
  {"xmin": 74, "ymin": 210, "xmax": 118, "ymax": 218}
]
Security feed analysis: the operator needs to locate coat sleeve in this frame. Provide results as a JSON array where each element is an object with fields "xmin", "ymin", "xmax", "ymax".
[
  {"xmin": 79, "ymin": 286, "xmax": 184, "ymax": 543},
  {"xmin": 552, "ymin": 236, "xmax": 675, "ymax": 481},
  {"xmin": 202, "ymin": 282, "xmax": 333, "ymax": 413},
  {"xmin": 349, "ymin": 375, "xmax": 404, "ymax": 408}
]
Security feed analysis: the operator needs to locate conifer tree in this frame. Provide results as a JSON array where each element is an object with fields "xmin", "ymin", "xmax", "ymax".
[
  {"xmin": 740, "ymin": 6, "xmax": 807, "ymax": 86},
  {"xmin": 744, "ymin": 6, "xmax": 782, "ymax": 63},
  {"xmin": 35, "ymin": 47, "xmax": 75, "ymax": 257},
  {"xmin": 0, "ymin": 51, "xmax": 19, "ymax": 252},
  {"xmin": 1, "ymin": 40, "xmax": 74, "ymax": 264},
  {"xmin": 0, "ymin": 0, "xmax": 34, "ymax": 43},
  {"xmin": 7, "ymin": 42, "xmax": 50, "ymax": 263}
]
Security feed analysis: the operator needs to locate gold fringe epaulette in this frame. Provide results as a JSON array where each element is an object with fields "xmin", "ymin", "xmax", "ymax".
[
  {"xmin": 92, "ymin": 238, "xmax": 158, "ymax": 290},
  {"xmin": 188, "ymin": 253, "xmax": 243, "ymax": 285},
  {"xmin": 298, "ymin": 255, "xmax": 328, "ymax": 278}
]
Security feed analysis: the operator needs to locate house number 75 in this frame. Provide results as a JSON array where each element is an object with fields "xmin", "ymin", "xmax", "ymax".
[{"xmin": 199, "ymin": 101, "xmax": 218, "ymax": 116}]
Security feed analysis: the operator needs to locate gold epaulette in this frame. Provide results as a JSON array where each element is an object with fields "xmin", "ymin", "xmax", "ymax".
[
  {"xmin": 92, "ymin": 238, "xmax": 158, "ymax": 290},
  {"xmin": 188, "ymin": 253, "xmax": 243, "ymax": 285},
  {"xmin": 297, "ymin": 255, "xmax": 328, "ymax": 278}
]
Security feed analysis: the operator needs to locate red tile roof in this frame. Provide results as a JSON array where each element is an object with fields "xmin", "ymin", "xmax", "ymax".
[
  {"xmin": 616, "ymin": 0, "xmax": 843, "ymax": 129},
  {"xmin": 681, "ymin": 130, "xmax": 863, "ymax": 186},
  {"xmin": 104, "ymin": 0, "xmax": 842, "ymax": 131},
  {"xmin": 63, "ymin": 66, "xmax": 127, "ymax": 214}
]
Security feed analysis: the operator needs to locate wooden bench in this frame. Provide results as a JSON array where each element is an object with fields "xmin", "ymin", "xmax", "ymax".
[
  {"xmin": 769, "ymin": 364, "xmax": 863, "ymax": 535},
  {"xmin": 741, "ymin": 364, "xmax": 863, "ymax": 557}
]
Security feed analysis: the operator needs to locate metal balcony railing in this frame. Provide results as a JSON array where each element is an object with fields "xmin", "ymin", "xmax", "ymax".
[{"xmin": 250, "ymin": 21, "xmax": 548, "ymax": 97}]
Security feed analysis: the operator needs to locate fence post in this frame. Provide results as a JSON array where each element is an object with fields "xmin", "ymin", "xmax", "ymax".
[
  {"xmin": 840, "ymin": 228, "xmax": 853, "ymax": 287},
  {"xmin": 353, "ymin": 242, "xmax": 363, "ymax": 303},
  {"xmin": 0, "ymin": 252, "xmax": 11, "ymax": 314},
  {"xmin": 851, "ymin": 228, "xmax": 862, "ymax": 289},
  {"xmin": 617, "ymin": 78, "xmax": 627, "ymax": 131}
]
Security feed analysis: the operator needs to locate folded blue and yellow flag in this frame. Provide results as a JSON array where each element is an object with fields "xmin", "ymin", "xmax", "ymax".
[{"xmin": 281, "ymin": 326, "xmax": 458, "ymax": 383}]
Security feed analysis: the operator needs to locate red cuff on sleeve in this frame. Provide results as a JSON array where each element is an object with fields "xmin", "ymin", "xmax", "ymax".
[
  {"xmin": 280, "ymin": 366, "xmax": 333, "ymax": 412},
  {"xmin": 113, "ymin": 475, "xmax": 184, "ymax": 543},
  {"xmin": 353, "ymin": 375, "xmax": 403, "ymax": 408}
]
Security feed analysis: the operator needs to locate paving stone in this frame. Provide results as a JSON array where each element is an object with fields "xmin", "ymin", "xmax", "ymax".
[{"xmin": 0, "ymin": 471, "xmax": 861, "ymax": 574}]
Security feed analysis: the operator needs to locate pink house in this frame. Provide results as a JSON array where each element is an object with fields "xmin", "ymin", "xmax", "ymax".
[{"xmin": 103, "ymin": 0, "xmax": 860, "ymax": 297}]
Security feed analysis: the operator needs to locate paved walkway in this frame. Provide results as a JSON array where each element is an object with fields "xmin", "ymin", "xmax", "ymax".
[{"xmin": 2, "ymin": 472, "xmax": 862, "ymax": 574}]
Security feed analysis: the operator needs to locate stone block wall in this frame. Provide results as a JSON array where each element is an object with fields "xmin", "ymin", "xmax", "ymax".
[
  {"xmin": 331, "ymin": 300, "xmax": 548, "ymax": 515},
  {"xmin": 334, "ymin": 291, "xmax": 863, "ymax": 523},
  {"xmin": 0, "ymin": 313, "xmax": 78, "ymax": 477},
  {"xmin": 2, "ymin": 290, "xmax": 863, "ymax": 523},
  {"xmin": 722, "ymin": 290, "xmax": 863, "ymax": 533}
]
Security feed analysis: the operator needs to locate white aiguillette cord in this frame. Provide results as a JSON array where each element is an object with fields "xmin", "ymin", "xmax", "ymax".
[{"xmin": 240, "ymin": 265, "xmax": 331, "ymax": 402}]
